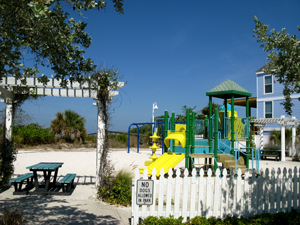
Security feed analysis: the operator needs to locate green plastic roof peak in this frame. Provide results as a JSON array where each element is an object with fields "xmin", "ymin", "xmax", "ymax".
[{"xmin": 206, "ymin": 79, "xmax": 252, "ymax": 99}]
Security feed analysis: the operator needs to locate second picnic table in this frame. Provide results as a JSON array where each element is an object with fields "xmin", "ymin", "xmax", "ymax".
[{"xmin": 26, "ymin": 162, "xmax": 63, "ymax": 193}]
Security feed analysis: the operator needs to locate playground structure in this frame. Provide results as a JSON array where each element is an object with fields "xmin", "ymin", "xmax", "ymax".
[{"xmin": 139, "ymin": 80, "xmax": 260, "ymax": 176}]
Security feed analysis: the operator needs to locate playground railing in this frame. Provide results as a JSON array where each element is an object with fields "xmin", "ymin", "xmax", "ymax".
[
  {"xmin": 218, "ymin": 132, "xmax": 260, "ymax": 173},
  {"xmin": 236, "ymin": 140, "xmax": 260, "ymax": 170},
  {"xmin": 217, "ymin": 132, "xmax": 235, "ymax": 158},
  {"xmin": 231, "ymin": 132, "xmax": 259, "ymax": 173}
]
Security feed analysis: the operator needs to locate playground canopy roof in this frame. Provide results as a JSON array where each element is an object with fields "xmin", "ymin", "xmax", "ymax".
[
  {"xmin": 206, "ymin": 79, "xmax": 252, "ymax": 99},
  {"xmin": 225, "ymin": 97, "xmax": 257, "ymax": 108}
]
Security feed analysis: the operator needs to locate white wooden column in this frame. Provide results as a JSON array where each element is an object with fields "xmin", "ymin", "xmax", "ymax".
[
  {"xmin": 280, "ymin": 115, "xmax": 286, "ymax": 162},
  {"xmin": 96, "ymin": 100, "xmax": 105, "ymax": 187},
  {"xmin": 5, "ymin": 100, "xmax": 13, "ymax": 141},
  {"xmin": 291, "ymin": 117, "xmax": 296, "ymax": 157}
]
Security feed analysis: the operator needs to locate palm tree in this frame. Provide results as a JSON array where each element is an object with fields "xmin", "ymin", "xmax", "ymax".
[{"xmin": 50, "ymin": 110, "xmax": 87, "ymax": 143}]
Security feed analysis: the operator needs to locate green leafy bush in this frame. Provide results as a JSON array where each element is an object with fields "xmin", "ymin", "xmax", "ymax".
[
  {"xmin": 98, "ymin": 169, "xmax": 133, "ymax": 206},
  {"xmin": 139, "ymin": 209, "xmax": 300, "ymax": 224},
  {"xmin": 292, "ymin": 154, "xmax": 300, "ymax": 161},
  {"xmin": 115, "ymin": 133, "xmax": 128, "ymax": 144},
  {"xmin": 85, "ymin": 135, "xmax": 97, "ymax": 143},
  {"xmin": 0, "ymin": 138, "xmax": 16, "ymax": 188},
  {"xmin": 13, "ymin": 123, "xmax": 55, "ymax": 146},
  {"xmin": 140, "ymin": 215, "xmax": 183, "ymax": 225}
]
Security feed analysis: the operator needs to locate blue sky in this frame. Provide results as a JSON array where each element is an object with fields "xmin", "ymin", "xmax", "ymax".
[{"xmin": 1, "ymin": 0, "xmax": 300, "ymax": 133}]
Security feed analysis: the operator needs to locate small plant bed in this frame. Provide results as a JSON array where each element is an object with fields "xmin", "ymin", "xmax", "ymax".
[
  {"xmin": 98, "ymin": 169, "xmax": 133, "ymax": 206},
  {"xmin": 139, "ymin": 209, "xmax": 300, "ymax": 225}
]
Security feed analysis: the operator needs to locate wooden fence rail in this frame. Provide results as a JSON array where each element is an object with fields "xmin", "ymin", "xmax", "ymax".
[{"xmin": 131, "ymin": 167, "xmax": 300, "ymax": 225}]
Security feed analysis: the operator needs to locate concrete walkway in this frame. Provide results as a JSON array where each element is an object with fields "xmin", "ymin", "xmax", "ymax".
[{"xmin": 0, "ymin": 184, "xmax": 131, "ymax": 224}]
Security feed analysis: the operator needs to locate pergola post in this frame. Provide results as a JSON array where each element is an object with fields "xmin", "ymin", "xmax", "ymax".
[
  {"xmin": 280, "ymin": 115, "xmax": 286, "ymax": 162},
  {"xmin": 96, "ymin": 100, "xmax": 105, "ymax": 187},
  {"xmin": 5, "ymin": 100, "xmax": 13, "ymax": 141},
  {"xmin": 259, "ymin": 125, "xmax": 265, "ymax": 150},
  {"xmin": 292, "ymin": 117, "xmax": 296, "ymax": 157}
]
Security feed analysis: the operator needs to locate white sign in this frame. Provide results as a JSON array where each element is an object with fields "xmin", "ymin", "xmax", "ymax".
[{"xmin": 136, "ymin": 179, "xmax": 154, "ymax": 205}]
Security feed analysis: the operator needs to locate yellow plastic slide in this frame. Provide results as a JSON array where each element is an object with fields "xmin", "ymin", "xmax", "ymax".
[{"xmin": 140, "ymin": 153, "xmax": 185, "ymax": 176}]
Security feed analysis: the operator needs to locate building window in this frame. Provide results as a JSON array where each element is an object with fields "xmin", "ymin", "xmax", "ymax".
[
  {"xmin": 264, "ymin": 75, "xmax": 273, "ymax": 94},
  {"xmin": 265, "ymin": 101, "xmax": 272, "ymax": 118}
]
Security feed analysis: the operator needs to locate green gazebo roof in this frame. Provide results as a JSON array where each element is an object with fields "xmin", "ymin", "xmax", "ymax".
[{"xmin": 206, "ymin": 79, "xmax": 252, "ymax": 99}]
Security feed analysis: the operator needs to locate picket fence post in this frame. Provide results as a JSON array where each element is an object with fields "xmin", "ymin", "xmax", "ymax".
[
  {"xmin": 243, "ymin": 169, "xmax": 250, "ymax": 217},
  {"xmin": 174, "ymin": 169, "xmax": 181, "ymax": 219},
  {"xmin": 270, "ymin": 168, "xmax": 276, "ymax": 213},
  {"xmin": 190, "ymin": 169, "xmax": 197, "ymax": 219},
  {"xmin": 182, "ymin": 169, "xmax": 189, "ymax": 221},
  {"xmin": 166, "ymin": 168, "xmax": 173, "ymax": 217}
]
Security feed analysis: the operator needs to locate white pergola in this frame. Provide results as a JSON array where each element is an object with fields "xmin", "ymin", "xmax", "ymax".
[
  {"xmin": 0, "ymin": 76, "xmax": 124, "ymax": 186},
  {"xmin": 250, "ymin": 116, "xmax": 299, "ymax": 161}
]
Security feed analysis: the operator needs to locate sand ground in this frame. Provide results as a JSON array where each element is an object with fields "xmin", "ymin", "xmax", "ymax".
[{"xmin": 0, "ymin": 147, "xmax": 300, "ymax": 224}]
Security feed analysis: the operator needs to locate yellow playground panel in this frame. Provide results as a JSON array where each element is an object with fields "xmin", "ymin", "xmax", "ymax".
[
  {"xmin": 219, "ymin": 107, "xmax": 246, "ymax": 139},
  {"xmin": 164, "ymin": 124, "xmax": 186, "ymax": 148}
]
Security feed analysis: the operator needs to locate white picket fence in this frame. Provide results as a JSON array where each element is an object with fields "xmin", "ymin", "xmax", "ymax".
[{"xmin": 131, "ymin": 167, "xmax": 300, "ymax": 225}]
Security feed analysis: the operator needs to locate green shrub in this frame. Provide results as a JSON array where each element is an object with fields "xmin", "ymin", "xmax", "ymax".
[
  {"xmin": 98, "ymin": 168, "xmax": 133, "ymax": 206},
  {"xmin": 139, "ymin": 209, "xmax": 300, "ymax": 224},
  {"xmin": 115, "ymin": 133, "xmax": 128, "ymax": 144},
  {"xmin": 292, "ymin": 154, "xmax": 300, "ymax": 161},
  {"xmin": 13, "ymin": 123, "xmax": 55, "ymax": 146},
  {"xmin": 0, "ymin": 138, "xmax": 16, "ymax": 188},
  {"xmin": 141, "ymin": 215, "xmax": 183, "ymax": 225},
  {"xmin": 85, "ymin": 135, "xmax": 97, "ymax": 143}
]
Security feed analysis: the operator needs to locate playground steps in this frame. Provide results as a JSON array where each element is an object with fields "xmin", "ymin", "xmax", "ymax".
[
  {"xmin": 190, "ymin": 153, "xmax": 214, "ymax": 172},
  {"xmin": 217, "ymin": 154, "xmax": 247, "ymax": 173}
]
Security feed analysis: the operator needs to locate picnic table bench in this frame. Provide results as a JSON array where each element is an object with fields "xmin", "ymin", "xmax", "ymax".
[
  {"xmin": 10, "ymin": 173, "xmax": 34, "ymax": 195},
  {"xmin": 260, "ymin": 150, "xmax": 289, "ymax": 161},
  {"xmin": 59, "ymin": 173, "xmax": 76, "ymax": 194}
]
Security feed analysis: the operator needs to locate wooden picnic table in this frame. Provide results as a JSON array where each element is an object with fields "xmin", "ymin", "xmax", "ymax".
[{"xmin": 26, "ymin": 162, "xmax": 63, "ymax": 193}]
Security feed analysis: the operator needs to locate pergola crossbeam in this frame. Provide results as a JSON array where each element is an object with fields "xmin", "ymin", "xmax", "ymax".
[{"xmin": 0, "ymin": 76, "xmax": 124, "ymax": 99}]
